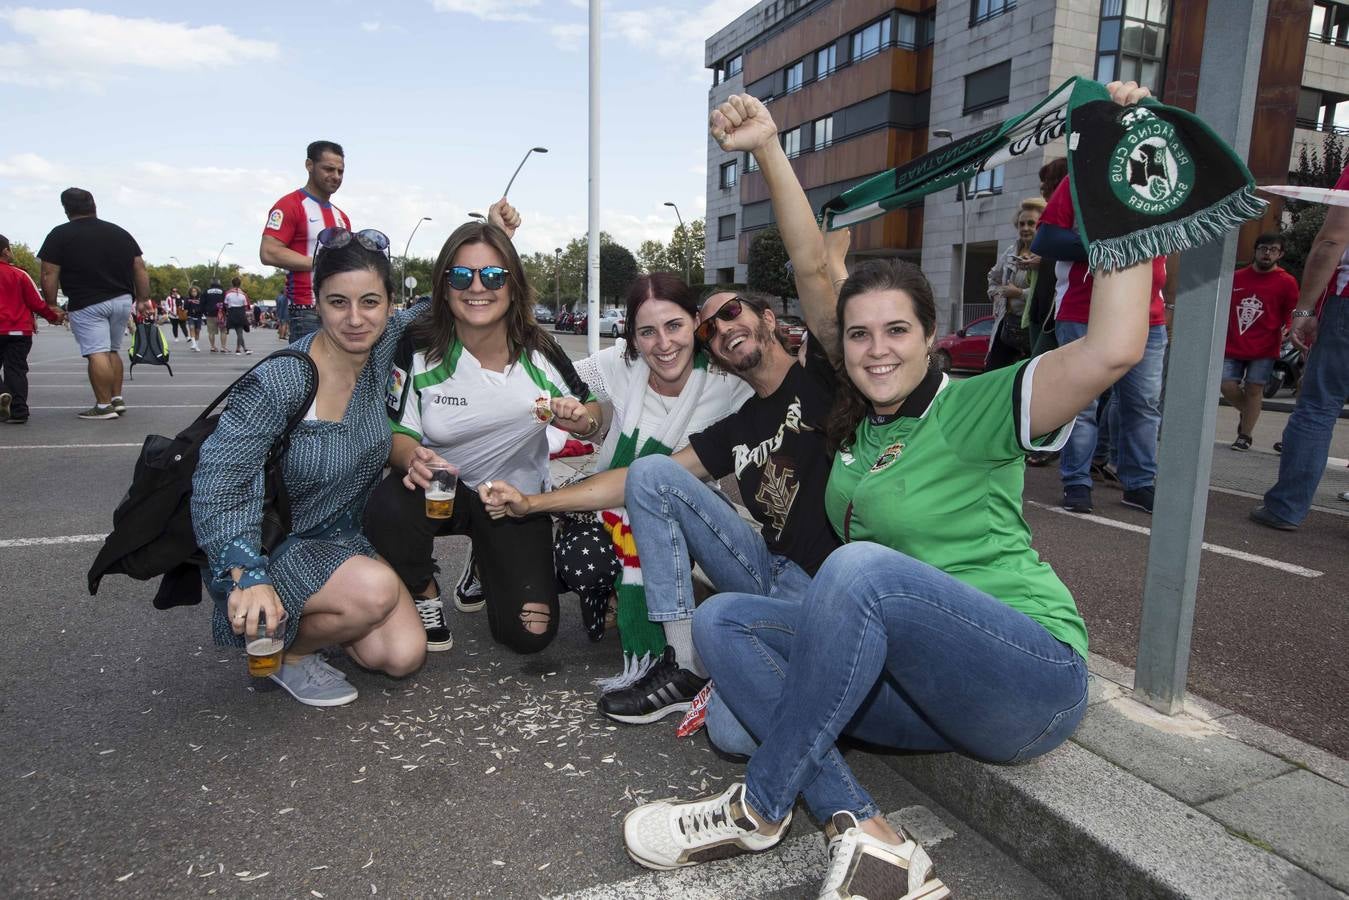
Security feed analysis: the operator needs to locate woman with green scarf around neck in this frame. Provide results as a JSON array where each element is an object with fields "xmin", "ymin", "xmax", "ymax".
[{"xmin": 480, "ymin": 273, "xmax": 752, "ymax": 691}]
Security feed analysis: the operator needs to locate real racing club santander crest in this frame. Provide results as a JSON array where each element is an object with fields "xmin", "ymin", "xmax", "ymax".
[{"xmin": 1108, "ymin": 107, "xmax": 1195, "ymax": 216}]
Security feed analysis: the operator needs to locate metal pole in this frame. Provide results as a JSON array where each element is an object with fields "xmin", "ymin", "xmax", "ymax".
[
  {"xmin": 402, "ymin": 217, "xmax": 430, "ymax": 306},
  {"xmin": 586, "ymin": 0, "xmax": 601, "ymax": 356},
  {"xmin": 554, "ymin": 248, "xmax": 562, "ymax": 316},
  {"xmin": 957, "ymin": 182, "xmax": 968, "ymax": 333},
  {"xmin": 503, "ymin": 147, "xmax": 548, "ymax": 199},
  {"xmin": 213, "ymin": 241, "xmax": 232, "ymax": 279},
  {"xmin": 1134, "ymin": 0, "xmax": 1268, "ymax": 715},
  {"xmin": 665, "ymin": 201, "xmax": 689, "ymax": 284}
]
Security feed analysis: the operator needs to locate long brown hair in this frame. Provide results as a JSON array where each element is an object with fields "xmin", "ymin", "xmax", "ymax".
[
  {"xmin": 825, "ymin": 259, "xmax": 937, "ymax": 453},
  {"xmin": 410, "ymin": 221, "xmax": 543, "ymax": 364}
]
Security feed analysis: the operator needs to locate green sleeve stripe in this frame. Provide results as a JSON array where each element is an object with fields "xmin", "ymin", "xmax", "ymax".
[
  {"xmin": 520, "ymin": 352, "xmax": 563, "ymax": 397},
  {"xmin": 411, "ymin": 340, "xmax": 462, "ymax": 391},
  {"xmin": 389, "ymin": 420, "xmax": 423, "ymax": 442}
]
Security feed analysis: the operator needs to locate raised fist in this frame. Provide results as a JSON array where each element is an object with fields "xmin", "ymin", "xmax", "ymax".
[
  {"xmin": 488, "ymin": 197, "xmax": 522, "ymax": 239},
  {"xmin": 709, "ymin": 94, "xmax": 778, "ymax": 155}
]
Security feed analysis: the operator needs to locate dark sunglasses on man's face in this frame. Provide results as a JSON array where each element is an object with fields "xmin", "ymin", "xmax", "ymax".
[
  {"xmin": 315, "ymin": 227, "xmax": 391, "ymax": 257},
  {"xmin": 694, "ymin": 297, "xmax": 749, "ymax": 343},
  {"xmin": 447, "ymin": 266, "xmax": 509, "ymax": 291}
]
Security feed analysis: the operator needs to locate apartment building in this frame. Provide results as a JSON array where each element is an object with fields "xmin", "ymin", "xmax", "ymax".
[{"xmin": 706, "ymin": 0, "xmax": 1329, "ymax": 335}]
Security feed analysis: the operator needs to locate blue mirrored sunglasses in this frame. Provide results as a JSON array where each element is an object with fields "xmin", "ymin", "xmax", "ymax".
[{"xmin": 446, "ymin": 266, "xmax": 509, "ymax": 291}]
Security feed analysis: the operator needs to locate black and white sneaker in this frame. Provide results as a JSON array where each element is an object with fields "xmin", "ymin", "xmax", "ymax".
[
  {"xmin": 598, "ymin": 646, "xmax": 708, "ymax": 725},
  {"xmin": 453, "ymin": 549, "xmax": 485, "ymax": 612},
  {"xmin": 415, "ymin": 595, "xmax": 453, "ymax": 651}
]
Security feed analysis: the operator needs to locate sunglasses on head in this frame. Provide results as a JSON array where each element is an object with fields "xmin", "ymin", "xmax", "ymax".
[
  {"xmin": 694, "ymin": 297, "xmax": 751, "ymax": 343},
  {"xmin": 315, "ymin": 227, "xmax": 391, "ymax": 257},
  {"xmin": 446, "ymin": 266, "xmax": 509, "ymax": 291}
]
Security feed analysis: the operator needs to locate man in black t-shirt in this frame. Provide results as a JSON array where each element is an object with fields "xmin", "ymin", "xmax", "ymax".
[
  {"xmin": 37, "ymin": 188, "xmax": 149, "ymax": 419},
  {"xmin": 601, "ymin": 289, "xmax": 840, "ymax": 725},
  {"xmin": 199, "ymin": 279, "xmax": 226, "ymax": 352}
]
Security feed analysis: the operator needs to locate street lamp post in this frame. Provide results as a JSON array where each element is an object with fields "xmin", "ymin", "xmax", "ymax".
[
  {"xmin": 554, "ymin": 247, "xmax": 563, "ymax": 317},
  {"xmin": 213, "ymin": 242, "xmax": 233, "ymax": 280},
  {"xmin": 502, "ymin": 147, "xmax": 548, "ymax": 199},
  {"xmin": 663, "ymin": 201, "xmax": 691, "ymax": 284},
  {"xmin": 402, "ymin": 217, "xmax": 431, "ymax": 305},
  {"xmin": 468, "ymin": 212, "xmax": 486, "ymax": 224}
]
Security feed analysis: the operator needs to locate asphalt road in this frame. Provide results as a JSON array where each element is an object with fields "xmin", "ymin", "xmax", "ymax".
[{"xmin": 0, "ymin": 325, "xmax": 1056, "ymax": 898}]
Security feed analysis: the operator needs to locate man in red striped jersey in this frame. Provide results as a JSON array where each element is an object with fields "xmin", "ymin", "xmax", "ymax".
[{"xmin": 259, "ymin": 140, "xmax": 350, "ymax": 342}]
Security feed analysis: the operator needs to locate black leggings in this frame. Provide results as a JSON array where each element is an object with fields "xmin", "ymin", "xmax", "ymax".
[
  {"xmin": 364, "ymin": 471, "xmax": 559, "ymax": 654},
  {"xmin": 170, "ymin": 318, "xmax": 188, "ymax": 338}
]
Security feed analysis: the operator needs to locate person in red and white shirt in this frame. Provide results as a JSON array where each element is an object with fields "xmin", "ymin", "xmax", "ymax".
[
  {"xmin": 1033, "ymin": 178, "xmax": 1170, "ymax": 515},
  {"xmin": 1220, "ymin": 233, "xmax": 1299, "ymax": 451},
  {"xmin": 0, "ymin": 234, "xmax": 66, "ymax": 423},
  {"xmin": 260, "ymin": 140, "xmax": 349, "ymax": 343}
]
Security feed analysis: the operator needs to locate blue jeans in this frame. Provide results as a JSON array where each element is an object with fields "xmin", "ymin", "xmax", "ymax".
[
  {"xmin": 695, "ymin": 541, "xmax": 1088, "ymax": 823},
  {"xmin": 1264, "ymin": 296, "xmax": 1349, "ymax": 524},
  {"xmin": 625, "ymin": 455, "xmax": 813, "ymax": 750},
  {"xmin": 288, "ymin": 306, "xmax": 319, "ymax": 342},
  {"xmin": 1058, "ymin": 321, "xmax": 1167, "ymax": 491}
]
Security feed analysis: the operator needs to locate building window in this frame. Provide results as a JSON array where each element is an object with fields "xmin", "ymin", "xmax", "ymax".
[
  {"xmin": 971, "ymin": 0, "xmax": 1015, "ymax": 26},
  {"xmin": 896, "ymin": 14, "xmax": 918, "ymax": 48},
  {"xmin": 1298, "ymin": 86, "xmax": 1349, "ymax": 133},
  {"xmin": 816, "ymin": 45, "xmax": 836, "ymax": 79},
  {"xmin": 958, "ymin": 166, "xmax": 1006, "ymax": 199},
  {"xmin": 717, "ymin": 267, "xmax": 735, "ymax": 284},
  {"xmin": 1311, "ymin": 1, "xmax": 1349, "ymax": 46},
  {"xmin": 1095, "ymin": 0, "xmax": 1171, "ymax": 92},
  {"xmin": 719, "ymin": 160, "xmax": 738, "ymax": 189},
  {"xmin": 813, "ymin": 116, "xmax": 833, "ymax": 150},
  {"xmin": 718, "ymin": 214, "xmax": 736, "ymax": 242},
  {"xmin": 782, "ymin": 127, "xmax": 801, "ymax": 158},
  {"xmin": 851, "ymin": 16, "xmax": 891, "ymax": 62},
  {"xmin": 727, "ymin": 54, "xmax": 743, "ymax": 77},
  {"xmin": 745, "ymin": 152, "xmax": 759, "ymax": 173},
  {"xmin": 963, "ymin": 60, "xmax": 1011, "ymax": 114},
  {"xmin": 785, "ymin": 60, "xmax": 805, "ymax": 93}
]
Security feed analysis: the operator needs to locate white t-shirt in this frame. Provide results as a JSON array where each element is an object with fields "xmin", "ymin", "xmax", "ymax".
[
  {"xmin": 387, "ymin": 340, "xmax": 592, "ymax": 492},
  {"xmin": 576, "ymin": 341, "xmax": 754, "ymax": 466}
]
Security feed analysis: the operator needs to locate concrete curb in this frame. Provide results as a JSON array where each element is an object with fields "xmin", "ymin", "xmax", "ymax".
[{"xmin": 878, "ymin": 657, "xmax": 1349, "ymax": 900}]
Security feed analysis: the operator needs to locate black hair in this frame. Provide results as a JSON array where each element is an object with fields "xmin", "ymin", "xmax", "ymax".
[
  {"xmin": 826, "ymin": 259, "xmax": 938, "ymax": 452},
  {"xmin": 0, "ymin": 234, "xmax": 9, "ymax": 254},
  {"xmin": 1254, "ymin": 232, "xmax": 1286, "ymax": 251},
  {"xmin": 60, "ymin": 188, "xmax": 96, "ymax": 217},
  {"xmin": 307, "ymin": 140, "xmax": 345, "ymax": 162},
  {"xmin": 313, "ymin": 240, "xmax": 394, "ymax": 303},
  {"xmin": 230, "ymin": 276, "xmax": 242, "ymax": 287}
]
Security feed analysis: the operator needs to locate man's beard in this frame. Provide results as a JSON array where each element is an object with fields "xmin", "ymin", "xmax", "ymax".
[
  {"xmin": 723, "ymin": 321, "xmax": 773, "ymax": 373},
  {"xmin": 1253, "ymin": 259, "xmax": 1275, "ymax": 272}
]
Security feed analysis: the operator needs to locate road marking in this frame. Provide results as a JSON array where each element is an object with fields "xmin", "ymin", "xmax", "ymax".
[
  {"xmin": 30, "ymin": 404, "xmax": 206, "ymax": 409},
  {"xmin": 0, "ymin": 443, "xmax": 142, "ymax": 450},
  {"xmin": 551, "ymin": 807, "xmax": 952, "ymax": 900},
  {"xmin": 1207, "ymin": 484, "xmax": 1349, "ymax": 518},
  {"xmin": 1025, "ymin": 501, "xmax": 1324, "ymax": 578},
  {"xmin": 0, "ymin": 534, "xmax": 105, "ymax": 548},
  {"xmin": 1209, "ymin": 439, "xmax": 1349, "ymax": 469}
]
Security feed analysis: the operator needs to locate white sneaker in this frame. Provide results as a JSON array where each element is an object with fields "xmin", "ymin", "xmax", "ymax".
[
  {"xmin": 623, "ymin": 782, "xmax": 788, "ymax": 871},
  {"xmin": 817, "ymin": 811, "xmax": 949, "ymax": 900}
]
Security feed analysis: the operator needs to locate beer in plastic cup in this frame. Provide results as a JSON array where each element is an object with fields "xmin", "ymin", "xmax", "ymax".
[
  {"xmin": 246, "ymin": 615, "xmax": 283, "ymax": 677},
  {"xmin": 425, "ymin": 462, "xmax": 458, "ymax": 519}
]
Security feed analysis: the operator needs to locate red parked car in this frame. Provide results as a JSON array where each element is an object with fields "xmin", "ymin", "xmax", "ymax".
[
  {"xmin": 932, "ymin": 315, "xmax": 995, "ymax": 373},
  {"xmin": 776, "ymin": 315, "xmax": 806, "ymax": 352}
]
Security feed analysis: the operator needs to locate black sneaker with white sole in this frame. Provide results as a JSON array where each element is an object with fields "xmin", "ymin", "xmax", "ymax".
[
  {"xmin": 414, "ymin": 595, "xmax": 453, "ymax": 651},
  {"xmin": 598, "ymin": 645, "xmax": 708, "ymax": 725},
  {"xmin": 454, "ymin": 549, "xmax": 485, "ymax": 612}
]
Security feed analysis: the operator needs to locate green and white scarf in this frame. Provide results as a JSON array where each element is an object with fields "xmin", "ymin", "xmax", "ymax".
[
  {"xmin": 595, "ymin": 353, "xmax": 713, "ymax": 692},
  {"xmin": 822, "ymin": 77, "xmax": 1265, "ymax": 271}
]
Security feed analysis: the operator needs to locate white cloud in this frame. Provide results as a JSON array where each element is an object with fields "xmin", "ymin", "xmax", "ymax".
[
  {"xmin": 0, "ymin": 8, "xmax": 277, "ymax": 88},
  {"xmin": 429, "ymin": 0, "xmax": 544, "ymax": 23},
  {"xmin": 360, "ymin": 21, "xmax": 382, "ymax": 32},
  {"xmin": 609, "ymin": 1, "xmax": 758, "ymax": 71},
  {"xmin": 549, "ymin": 23, "xmax": 587, "ymax": 52}
]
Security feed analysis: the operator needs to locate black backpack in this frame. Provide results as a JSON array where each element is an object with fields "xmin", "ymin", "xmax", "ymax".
[
  {"xmin": 87, "ymin": 349, "xmax": 318, "ymax": 609},
  {"xmin": 127, "ymin": 320, "xmax": 172, "ymax": 379}
]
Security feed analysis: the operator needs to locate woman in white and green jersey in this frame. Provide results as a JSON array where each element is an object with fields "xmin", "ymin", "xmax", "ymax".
[
  {"xmin": 363, "ymin": 211, "xmax": 602, "ymax": 655},
  {"xmin": 620, "ymin": 83, "xmax": 1158, "ymax": 897}
]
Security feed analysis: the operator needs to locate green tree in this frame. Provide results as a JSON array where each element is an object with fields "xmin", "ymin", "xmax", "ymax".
[
  {"xmin": 1282, "ymin": 132, "xmax": 1344, "ymax": 281},
  {"xmin": 636, "ymin": 239, "xmax": 671, "ymax": 274},
  {"xmin": 8, "ymin": 242, "xmax": 40, "ymax": 282},
  {"xmin": 668, "ymin": 218, "xmax": 706, "ymax": 282},
  {"xmin": 599, "ymin": 242, "xmax": 639, "ymax": 303},
  {"xmin": 746, "ymin": 226, "xmax": 793, "ymax": 301},
  {"xmin": 1279, "ymin": 204, "xmax": 1326, "ymax": 283}
]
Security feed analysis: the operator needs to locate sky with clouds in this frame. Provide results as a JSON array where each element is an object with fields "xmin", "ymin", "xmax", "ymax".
[{"xmin": 0, "ymin": 0, "xmax": 758, "ymax": 272}]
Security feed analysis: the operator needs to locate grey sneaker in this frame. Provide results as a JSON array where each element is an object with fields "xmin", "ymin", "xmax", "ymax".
[
  {"xmin": 77, "ymin": 405, "xmax": 119, "ymax": 420},
  {"xmin": 0, "ymin": 392, "xmax": 10, "ymax": 419},
  {"xmin": 269, "ymin": 654, "xmax": 358, "ymax": 707},
  {"xmin": 110, "ymin": 398, "xmax": 127, "ymax": 415},
  {"xmin": 818, "ymin": 811, "xmax": 949, "ymax": 900},
  {"xmin": 623, "ymin": 782, "xmax": 788, "ymax": 871}
]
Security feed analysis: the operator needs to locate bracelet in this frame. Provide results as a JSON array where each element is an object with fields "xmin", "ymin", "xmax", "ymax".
[
  {"xmin": 1164, "ymin": 304, "xmax": 1175, "ymax": 310},
  {"xmin": 577, "ymin": 414, "xmax": 601, "ymax": 439},
  {"xmin": 1291, "ymin": 309, "xmax": 1314, "ymax": 318}
]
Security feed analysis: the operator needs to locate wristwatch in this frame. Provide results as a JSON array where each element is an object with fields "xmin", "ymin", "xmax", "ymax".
[{"xmin": 1292, "ymin": 309, "xmax": 1314, "ymax": 318}]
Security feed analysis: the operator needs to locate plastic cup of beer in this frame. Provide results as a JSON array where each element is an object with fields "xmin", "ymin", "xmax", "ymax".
[
  {"xmin": 246, "ymin": 615, "xmax": 284, "ymax": 678},
  {"xmin": 425, "ymin": 462, "xmax": 458, "ymax": 519}
]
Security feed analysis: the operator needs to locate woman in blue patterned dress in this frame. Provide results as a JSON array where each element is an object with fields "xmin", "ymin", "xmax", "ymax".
[{"xmin": 192, "ymin": 229, "xmax": 430, "ymax": 707}]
